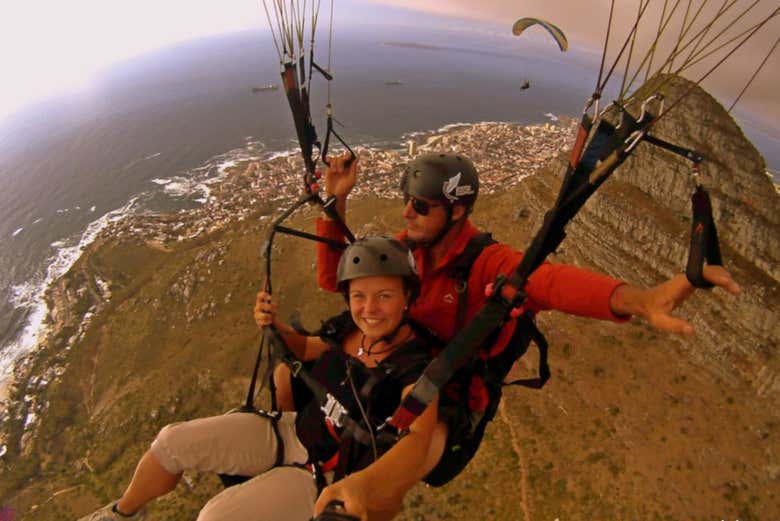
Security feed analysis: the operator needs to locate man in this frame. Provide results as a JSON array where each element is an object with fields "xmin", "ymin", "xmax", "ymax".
[{"xmin": 308, "ymin": 152, "xmax": 739, "ymax": 509}]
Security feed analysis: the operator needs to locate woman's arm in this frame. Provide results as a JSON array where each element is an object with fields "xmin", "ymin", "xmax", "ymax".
[
  {"xmin": 254, "ymin": 291, "xmax": 328, "ymax": 361},
  {"xmin": 313, "ymin": 387, "xmax": 439, "ymax": 520}
]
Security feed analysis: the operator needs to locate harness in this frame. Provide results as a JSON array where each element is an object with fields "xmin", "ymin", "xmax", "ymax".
[
  {"xmin": 221, "ymin": 313, "xmax": 431, "ymax": 490},
  {"xmin": 417, "ymin": 232, "xmax": 552, "ymax": 487},
  {"xmin": 279, "ymin": 313, "xmax": 432, "ymax": 481}
]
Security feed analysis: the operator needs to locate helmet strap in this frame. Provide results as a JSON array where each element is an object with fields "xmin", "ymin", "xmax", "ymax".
[
  {"xmin": 421, "ymin": 205, "xmax": 458, "ymax": 249},
  {"xmin": 359, "ymin": 319, "xmax": 409, "ymax": 356}
]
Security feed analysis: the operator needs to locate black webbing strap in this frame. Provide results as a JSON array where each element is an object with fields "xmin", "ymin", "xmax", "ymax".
[
  {"xmin": 312, "ymin": 501, "xmax": 361, "ymax": 521},
  {"xmin": 633, "ymin": 138, "xmax": 718, "ymax": 289},
  {"xmin": 333, "ymin": 429, "xmax": 355, "ymax": 481},
  {"xmin": 450, "ymin": 234, "xmax": 549, "ymax": 389},
  {"xmin": 502, "ymin": 318, "xmax": 550, "ymax": 389},
  {"xmin": 686, "ymin": 185, "xmax": 722, "ymax": 288},
  {"xmin": 245, "ymin": 333, "xmax": 271, "ymax": 411},
  {"xmin": 644, "ymin": 134, "xmax": 704, "ymax": 163},
  {"xmin": 274, "ymin": 225, "xmax": 348, "ymax": 250},
  {"xmin": 281, "ymin": 63, "xmax": 319, "ymax": 177},
  {"xmin": 388, "ymin": 295, "xmax": 512, "ymax": 431},
  {"xmin": 452, "ymin": 233, "xmax": 497, "ymax": 328}
]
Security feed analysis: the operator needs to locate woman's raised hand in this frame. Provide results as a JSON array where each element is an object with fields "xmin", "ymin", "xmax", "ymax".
[{"xmin": 253, "ymin": 291, "xmax": 277, "ymax": 330}]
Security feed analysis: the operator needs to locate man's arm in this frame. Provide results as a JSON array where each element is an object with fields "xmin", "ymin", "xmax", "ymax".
[
  {"xmin": 473, "ymin": 244, "xmax": 626, "ymax": 322},
  {"xmin": 317, "ymin": 218, "xmax": 347, "ymax": 292},
  {"xmin": 316, "ymin": 153, "xmax": 357, "ymax": 292},
  {"xmin": 474, "ymin": 244, "xmax": 740, "ymax": 335}
]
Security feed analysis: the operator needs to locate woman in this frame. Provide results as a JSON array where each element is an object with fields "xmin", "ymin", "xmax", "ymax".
[{"xmin": 79, "ymin": 237, "xmax": 439, "ymax": 521}]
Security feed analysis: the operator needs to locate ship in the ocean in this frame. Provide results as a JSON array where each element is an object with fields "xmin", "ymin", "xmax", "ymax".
[
  {"xmin": 384, "ymin": 80, "xmax": 404, "ymax": 86},
  {"xmin": 252, "ymin": 84, "xmax": 279, "ymax": 93}
]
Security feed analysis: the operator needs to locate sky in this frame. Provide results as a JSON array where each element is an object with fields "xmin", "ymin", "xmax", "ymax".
[
  {"xmin": 1, "ymin": 0, "xmax": 777, "ymax": 126},
  {"xmin": 371, "ymin": 1, "xmax": 779, "ymax": 121},
  {"xmin": 0, "ymin": 1, "xmax": 261, "ymax": 118}
]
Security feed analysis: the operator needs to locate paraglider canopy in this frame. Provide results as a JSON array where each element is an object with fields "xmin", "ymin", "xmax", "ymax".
[{"xmin": 512, "ymin": 17, "xmax": 568, "ymax": 52}]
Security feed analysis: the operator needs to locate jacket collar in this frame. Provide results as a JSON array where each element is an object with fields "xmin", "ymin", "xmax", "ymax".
[{"xmin": 400, "ymin": 220, "xmax": 480, "ymax": 277}]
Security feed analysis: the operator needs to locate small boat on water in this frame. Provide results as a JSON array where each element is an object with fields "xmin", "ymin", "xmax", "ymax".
[
  {"xmin": 252, "ymin": 84, "xmax": 279, "ymax": 93},
  {"xmin": 521, "ymin": 80, "xmax": 531, "ymax": 90},
  {"xmin": 384, "ymin": 80, "xmax": 404, "ymax": 86}
]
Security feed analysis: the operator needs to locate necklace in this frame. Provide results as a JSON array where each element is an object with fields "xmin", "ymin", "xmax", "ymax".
[{"xmin": 357, "ymin": 328, "xmax": 413, "ymax": 357}]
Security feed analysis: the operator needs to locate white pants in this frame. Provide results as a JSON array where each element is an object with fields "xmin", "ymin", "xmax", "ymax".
[{"xmin": 150, "ymin": 412, "xmax": 317, "ymax": 521}]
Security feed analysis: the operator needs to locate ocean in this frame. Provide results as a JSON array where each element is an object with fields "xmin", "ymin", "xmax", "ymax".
[{"xmin": 0, "ymin": 13, "xmax": 778, "ymax": 388}]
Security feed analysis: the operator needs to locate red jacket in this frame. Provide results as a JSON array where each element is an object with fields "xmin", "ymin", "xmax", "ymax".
[{"xmin": 317, "ymin": 218, "xmax": 627, "ymax": 360}]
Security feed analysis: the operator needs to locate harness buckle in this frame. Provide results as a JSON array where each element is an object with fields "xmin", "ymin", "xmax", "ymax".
[
  {"xmin": 321, "ymin": 393, "xmax": 349, "ymax": 428},
  {"xmin": 487, "ymin": 274, "xmax": 526, "ymax": 310},
  {"xmin": 290, "ymin": 360, "xmax": 303, "ymax": 378},
  {"xmin": 691, "ymin": 162, "xmax": 702, "ymax": 187}
]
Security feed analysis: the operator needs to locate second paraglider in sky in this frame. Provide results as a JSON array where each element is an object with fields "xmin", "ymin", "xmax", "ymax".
[{"xmin": 512, "ymin": 17, "xmax": 568, "ymax": 52}]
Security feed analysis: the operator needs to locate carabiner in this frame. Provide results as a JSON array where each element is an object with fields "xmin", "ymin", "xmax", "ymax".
[{"xmin": 639, "ymin": 94, "xmax": 665, "ymax": 124}]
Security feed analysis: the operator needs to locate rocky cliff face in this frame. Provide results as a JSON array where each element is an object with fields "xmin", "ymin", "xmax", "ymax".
[{"xmin": 529, "ymin": 75, "xmax": 779, "ymax": 400}]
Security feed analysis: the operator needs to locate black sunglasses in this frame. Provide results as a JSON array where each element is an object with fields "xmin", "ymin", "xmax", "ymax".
[{"xmin": 404, "ymin": 194, "xmax": 443, "ymax": 216}]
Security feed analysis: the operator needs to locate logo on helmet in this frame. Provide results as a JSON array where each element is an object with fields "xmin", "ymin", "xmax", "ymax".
[
  {"xmin": 443, "ymin": 173, "xmax": 474, "ymax": 203},
  {"xmin": 442, "ymin": 173, "xmax": 461, "ymax": 202}
]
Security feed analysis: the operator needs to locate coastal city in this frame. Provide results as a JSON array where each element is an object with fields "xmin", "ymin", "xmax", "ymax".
[{"xmin": 97, "ymin": 120, "xmax": 577, "ymax": 247}]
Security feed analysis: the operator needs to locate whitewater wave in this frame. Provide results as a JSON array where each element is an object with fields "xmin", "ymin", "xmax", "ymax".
[
  {"xmin": 149, "ymin": 143, "xmax": 268, "ymax": 202},
  {"xmin": 0, "ymin": 197, "xmax": 141, "ymax": 385},
  {"xmin": 401, "ymin": 120, "xmax": 521, "ymax": 143},
  {"xmin": 264, "ymin": 148, "xmax": 298, "ymax": 161}
]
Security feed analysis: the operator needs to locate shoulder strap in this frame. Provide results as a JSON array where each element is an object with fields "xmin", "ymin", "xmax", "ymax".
[
  {"xmin": 451, "ymin": 233, "xmax": 497, "ymax": 327},
  {"xmin": 315, "ymin": 310, "xmax": 356, "ymax": 344}
]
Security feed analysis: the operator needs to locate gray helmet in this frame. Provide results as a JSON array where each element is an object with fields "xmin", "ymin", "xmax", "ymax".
[
  {"xmin": 337, "ymin": 236, "xmax": 418, "ymax": 285},
  {"xmin": 401, "ymin": 153, "xmax": 479, "ymax": 211}
]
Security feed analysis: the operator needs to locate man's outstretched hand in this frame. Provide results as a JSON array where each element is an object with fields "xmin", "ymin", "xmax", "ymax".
[{"xmin": 610, "ymin": 265, "xmax": 741, "ymax": 335}]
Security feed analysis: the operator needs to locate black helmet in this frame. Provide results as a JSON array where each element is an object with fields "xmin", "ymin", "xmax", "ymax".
[
  {"xmin": 401, "ymin": 153, "xmax": 479, "ymax": 211},
  {"xmin": 337, "ymin": 236, "xmax": 420, "ymax": 301}
]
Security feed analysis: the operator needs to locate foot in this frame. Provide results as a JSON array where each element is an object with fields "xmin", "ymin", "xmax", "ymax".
[{"xmin": 77, "ymin": 502, "xmax": 146, "ymax": 521}]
